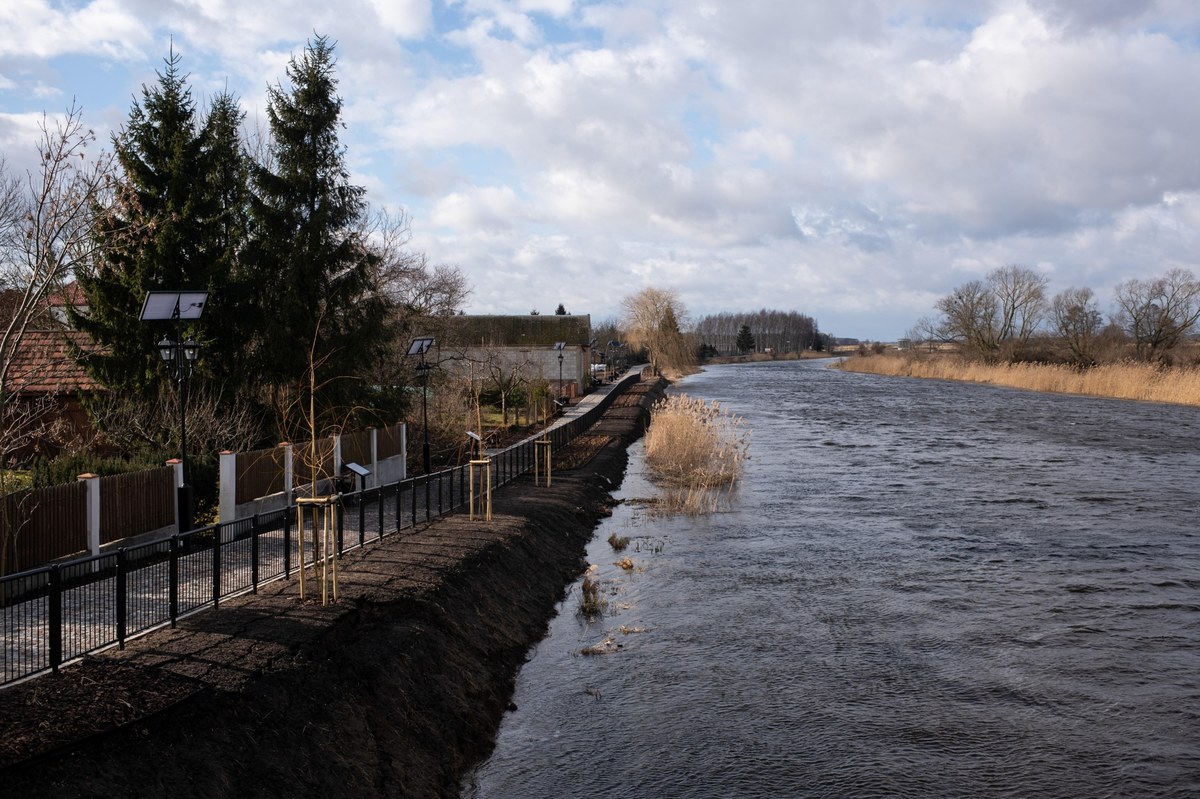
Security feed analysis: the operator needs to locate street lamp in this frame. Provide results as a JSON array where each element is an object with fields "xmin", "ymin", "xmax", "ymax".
[
  {"xmin": 140, "ymin": 290, "xmax": 207, "ymax": 535},
  {"xmin": 554, "ymin": 341, "xmax": 566, "ymax": 404},
  {"xmin": 407, "ymin": 336, "xmax": 436, "ymax": 474},
  {"xmin": 157, "ymin": 336, "xmax": 201, "ymax": 533}
]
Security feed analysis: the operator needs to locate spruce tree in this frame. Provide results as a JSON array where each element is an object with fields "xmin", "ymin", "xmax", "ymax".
[
  {"xmin": 736, "ymin": 324, "xmax": 756, "ymax": 354},
  {"xmin": 73, "ymin": 50, "xmax": 249, "ymax": 400},
  {"xmin": 73, "ymin": 48, "xmax": 205, "ymax": 393},
  {"xmin": 195, "ymin": 90, "xmax": 254, "ymax": 397},
  {"xmin": 246, "ymin": 35, "xmax": 391, "ymax": 435}
]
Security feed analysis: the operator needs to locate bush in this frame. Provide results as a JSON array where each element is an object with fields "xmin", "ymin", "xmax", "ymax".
[
  {"xmin": 643, "ymin": 394, "xmax": 750, "ymax": 514},
  {"xmin": 32, "ymin": 451, "xmax": 169, "ymax": 488}
]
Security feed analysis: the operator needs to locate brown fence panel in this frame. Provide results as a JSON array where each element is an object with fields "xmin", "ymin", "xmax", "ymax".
[
  {"xmin": 292, "ymin": 439, "xmax": 336, "ymax": 487},
  {"xmin": 341, "ymin": 428, "xmax": 372, "ymax": 466},
  {"xmin": 236, "ymin": 446, "xmax": 286, "ymax": 504},
  {"xmin": 99, "ymin": 467, "xmax": 175, "ymax": 545},
  {"xmin": 1, "ymin": 481, "xmax": 88, "ymax": 576},
  {"xmin": 376, "ymin": 423, "xmax": 404, "ymax": 460}
]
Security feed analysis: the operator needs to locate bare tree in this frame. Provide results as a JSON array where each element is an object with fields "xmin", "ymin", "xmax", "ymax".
[
  {"xmin": 480, "ymin": 346, "xmax": 534, "ymax": 426},
  {"xmin": 620, "ymin": 287, "xmax": 694, "ymax": 376},
  {"xmin": 1, "ymin": 106, "xmax": 112, "ymax": 427},
  {"xmin": 935, "ymin": 279, "xmax": 998, "ymax": 354},
  {"xmin": 989, "ymin": 264, "xmax": 1048, "ymax": 345},
  {"xmin": 0, "ymin": 106, "xmax": 113, "ymax": 572},
  {"xmin": 361, "ymin": 208, "xmax": 469, "ymax": 319},
  {"xmin": 1051, "ymin": 287, "xmax": 1103, "ymax": 366},
  {"xmin": 1113, "ymin": 268, "xmax": 1200, "ymax": 361},
  {"xmin": 935, "ymin": 265, "xmax": 1047, "ymax": 359},
  {"xmin": 904, "ymin": 315, "xmax": 944, "ymax": 352},
  {"xmin": 88, "ymin": 385, "xmax": 260, "ymax": 462}
]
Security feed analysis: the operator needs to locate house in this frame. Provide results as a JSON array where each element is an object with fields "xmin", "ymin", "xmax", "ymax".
[
  {"xmin": 1, "ymin": 284, "xmax": 100, "ymax": 464},
  {"xmin": 442, "ymin": 314, "xmax": 594, "ymax": 399}
]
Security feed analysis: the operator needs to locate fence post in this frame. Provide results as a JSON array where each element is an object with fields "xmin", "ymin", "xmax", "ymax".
[
  {"xmin": 116, "ymin": 548, "xmax": 127, "ymax": 648},
  {"xmin": 77, "ymin": 473, "xmax": 101, "ymax": 562},
  {"xmin": 283, "ymin": 508, "xmax": 292, "ymax": 577},
  {"xmin": 211, "ymin": 527, "xmax": 221, "ymax": 609},
  {"xmin": 395, "ymin": 481, "xmax": 402, "ymax": 533},
  {"xmin": 219, "ymin": 450, "xmax": 236, "ymax": 524},
  {"xmin": 375, "ymin": 486, "xmax": 383, "ymax": 541},
  {"xmin": 169, "ymin": 535, "xmax": 179, "ymax": 627},
  {"xmin": 336, "ymin": 500, "xmax": 345, "ymax": 555},
  {"xmin": 251, "ymin": 514, "xmax": 260, "ymax": 593},
  {"xmin": 48, "ymin": 564, "xmax": 62, "ymax": 673}
]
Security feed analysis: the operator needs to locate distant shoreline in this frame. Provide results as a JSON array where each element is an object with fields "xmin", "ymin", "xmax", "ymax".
[
  {"xmin": 703, "ymin": 351, "xmax": 840, "ymax": 365},
  {"xmin": 835, "ymin": 353, "xmax": 1200, "ymax": 408}
]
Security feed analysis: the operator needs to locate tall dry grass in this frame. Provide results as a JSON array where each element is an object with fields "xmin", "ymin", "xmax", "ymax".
[
  {"xmin": 838, "ymin": 354, "xmax": 1200, "ymax": 407},
  {"xmin": 643, "ymin": 394, "xmax": 750, "ymax": 515}
]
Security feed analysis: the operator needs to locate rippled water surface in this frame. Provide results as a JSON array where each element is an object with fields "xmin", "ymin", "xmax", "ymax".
[{"xmin": 466, "ymin": 360, "xmax": 1200, "ymax": 798}]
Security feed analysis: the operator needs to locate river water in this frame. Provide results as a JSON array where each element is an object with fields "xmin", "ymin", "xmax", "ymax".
[{"xmin": 465, "ymin": 359, "xmax": 1200, "ymax": 798}]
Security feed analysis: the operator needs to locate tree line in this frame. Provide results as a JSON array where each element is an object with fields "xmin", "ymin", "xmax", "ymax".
[
  {"xmin": 908, "ymin": 264, "xmax": 1200, "ymax": 366},
  {"xmin": 693, "ymin": 309, "xmax": 828, "ymax": 355}
]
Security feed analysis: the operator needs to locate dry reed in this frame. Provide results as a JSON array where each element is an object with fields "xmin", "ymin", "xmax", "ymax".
[
  {"xmin": 643, "ymin": 394, "xmax": 750, "ymax": 515},
  {"xmin": 838, "ymin": 354, "xmax": 1200, "ymax": 407},
  {"xmin": 579, "ymin": 574, "xmax": 607, "ymax": 617}
]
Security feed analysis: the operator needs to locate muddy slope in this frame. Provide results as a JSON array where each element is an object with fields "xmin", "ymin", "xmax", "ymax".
[{"xmin": 0, "ymin": 378, "xmax": 665, "ymax": 798}]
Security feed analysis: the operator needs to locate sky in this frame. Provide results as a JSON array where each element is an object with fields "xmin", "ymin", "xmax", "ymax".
[{"xmin": 3, "ymin": 0, "xmax": 1200, "ymax": 342}]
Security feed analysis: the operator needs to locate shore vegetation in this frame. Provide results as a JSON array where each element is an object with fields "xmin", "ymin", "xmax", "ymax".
[
  {"xmin": 838, "ymin": 351, "xmax": 1200, "ymax": 408},
  {"xmin": 859, "ymin": 263, "xmax": 1200, "ymax": 407},
  {"xmin": 643, "ymin": 394, "xmax": 750, "ymax": 515}
]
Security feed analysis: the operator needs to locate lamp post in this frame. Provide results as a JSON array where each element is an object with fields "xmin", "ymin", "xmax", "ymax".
[
  {"xmin": 554, "ymin": 341, "xmax": 566, "ymax": 403},
  {"xmin": 140, "ymin": 290, "xmax": 208, "ymax": 536},
  {"xmin": 157, "ymin": 336, "xmax": 201, "ymax": 534},
  {"xmin": 408, "ymin": 337, "xmax": 436, "ymax": 475}
]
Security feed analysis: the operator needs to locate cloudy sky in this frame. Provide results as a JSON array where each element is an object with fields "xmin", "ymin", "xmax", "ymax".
[{"xmin": 3, "ymin": 0, "xmax": 1200, "ymax": 340}]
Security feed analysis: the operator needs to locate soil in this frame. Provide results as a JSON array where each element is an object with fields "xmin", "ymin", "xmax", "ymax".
[{"xmin": 0, "ymin": 377, "xmax": 665, "ymax": 799}]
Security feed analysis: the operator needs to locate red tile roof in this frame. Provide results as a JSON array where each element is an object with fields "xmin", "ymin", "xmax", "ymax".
[{"xmin": 6, "ymin": 330, "xmax": 100, "ymax": 395}]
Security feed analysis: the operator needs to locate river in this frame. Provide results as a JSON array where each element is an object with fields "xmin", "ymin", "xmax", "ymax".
[{"xmin": 465, "ymin": 359, "xmax": 1200, "ymax": 798}]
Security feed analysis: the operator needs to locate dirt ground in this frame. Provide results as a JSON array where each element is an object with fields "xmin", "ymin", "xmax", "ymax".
[{"xmin": 0, "ymin": 378, "xmax": 664, "ymax": 798}]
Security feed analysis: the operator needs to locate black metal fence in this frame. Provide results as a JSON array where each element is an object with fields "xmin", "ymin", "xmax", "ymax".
[{"xmin": 0, "ymin": 373, "xmax": 639, "ymax": 688}]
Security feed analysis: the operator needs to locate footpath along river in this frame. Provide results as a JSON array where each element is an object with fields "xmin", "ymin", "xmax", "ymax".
[{"xmin": 466, "ymin": 358, "xmax": 1200, "ymax": 798}]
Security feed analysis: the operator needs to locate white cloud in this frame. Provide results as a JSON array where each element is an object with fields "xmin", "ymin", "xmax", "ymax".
[
  {"xmin": 2, "ymin": 0, "xmax": 1200, "ymax": 339},
  {"xmin": 0, "ymin": 0, "xmax": 149, "ymax": 59}
]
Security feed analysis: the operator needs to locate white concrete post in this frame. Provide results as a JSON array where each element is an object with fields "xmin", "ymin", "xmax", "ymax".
[
  {"xmin": 166, "ymin": 458, "xmax": 183, "ymax": 533},
  {"xmin": 282, "ymin": 442, "xmax": 294, "ymax": 503},
  {"xmin": 369, "ymin": 427, "xmax": 379, "ymax": 489},
  {"xmin": 332, "ymin": 433, "xmax": 343, "ymax": 494},
  {"xmin": 218, "ymin": 450, "xmax": 236, "ymax": 523},
  {"xmin": 77, "ymin": 473, "xmax": 101, "ymax": 559},
  {"xmin": 400, "ymin": 423, "xmax": 408, "ymax": 480}
]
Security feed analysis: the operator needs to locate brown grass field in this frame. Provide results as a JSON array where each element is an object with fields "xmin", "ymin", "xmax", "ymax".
[{"xmin": 837, "ymin": 353, "xmax": 1200, "ymax": 408}]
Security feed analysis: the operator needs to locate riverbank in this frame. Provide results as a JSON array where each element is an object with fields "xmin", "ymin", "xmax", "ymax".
[
  {"xmin": 837, "ymin": 352, "xmax": 1200, "ymax": 407},
  {"xmin": 0, "ymin": 377, "xmax": 667, "ymax": 798},
  {"xmin": 704, "ymin": 350, "xmax": 833, "ymax": 365}
]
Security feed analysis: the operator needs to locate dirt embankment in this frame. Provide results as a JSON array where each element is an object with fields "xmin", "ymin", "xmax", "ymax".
[{"xmin": 0, "ymin": 378, "xmax": 666, "ymax": 799}]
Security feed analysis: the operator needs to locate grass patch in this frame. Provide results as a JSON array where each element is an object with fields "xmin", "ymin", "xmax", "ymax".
[{"xmin": 643, "ymin": 394, "xmax": 750, "ymax": 515}]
